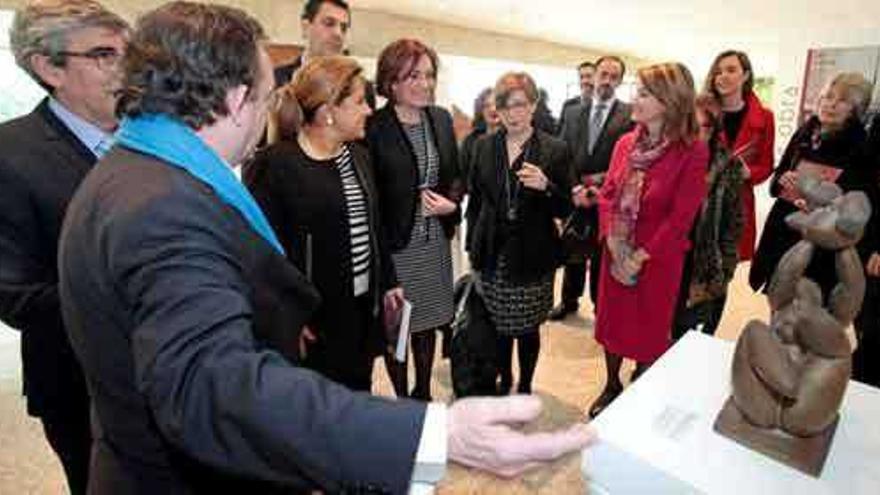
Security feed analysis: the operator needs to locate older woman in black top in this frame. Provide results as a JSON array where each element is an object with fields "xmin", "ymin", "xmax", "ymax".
[
  {"xmin": 751, "ymin": 72, "xmax": 879, "ymax": 294},
  {"xmin": 367, "ymin": 39, "xmax": 464, "ymax": 401},
  {"xmin": 467, "ymin": 72, "xmax": 574, "ymax": 394},
  {"xmin": 750, "ymin": 73, "xmax": 879, "ymax": 384},
  {"xmin": 245, "ymin": 56, "xmax": 403, "ymax": 392}
]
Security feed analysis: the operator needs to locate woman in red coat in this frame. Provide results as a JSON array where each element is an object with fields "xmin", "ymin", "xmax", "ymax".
[
  {"xmin": 577, "ymin": 62, "xmax": 708, "ymax": 418},
  {"xmin": 704, "ymin": 50, "xmax": 775, "ymax": 261}
]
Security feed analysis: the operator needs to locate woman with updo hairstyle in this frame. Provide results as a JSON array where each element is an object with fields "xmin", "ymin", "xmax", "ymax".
[
  {"xmin": 466, "ymin": 71, "xmax": 574, "ymax": 395},
  {"xmin": 581, "ymin": 62, "xmax": 708, "ymax": 418},
  {"xmin": 245, "ymin": 56, "xmax": 404, "ymax": 392},
  {"xmin": 366, "ymin": 38, "xmax": 464, "ymax": 401}
]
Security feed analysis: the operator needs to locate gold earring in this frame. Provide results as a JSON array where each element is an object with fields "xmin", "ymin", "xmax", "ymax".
[{"xmin": 326, "ymin": 116, "xmax": 334, "ymax": 126}]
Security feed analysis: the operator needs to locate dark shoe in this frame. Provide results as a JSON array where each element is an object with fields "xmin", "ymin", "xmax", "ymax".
[
  {"xmin": 496, "ymin": 376, "xmax": 513, "ymax": 396},
  {"xmin": 549, "ymin": 303, "xmax": 578, "ymax": 321},
  {"xmin": 516, "ymin": 383, "xmax": 532, "ymax": 394},
  {"xmin": 587, "ymin": 385, "xmax": 623, "ymax": 419}
]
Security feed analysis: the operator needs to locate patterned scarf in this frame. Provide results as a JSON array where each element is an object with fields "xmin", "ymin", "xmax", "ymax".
[{"xmin": 608, "ymin": 125, "xmax": 670, "ymax": 285}]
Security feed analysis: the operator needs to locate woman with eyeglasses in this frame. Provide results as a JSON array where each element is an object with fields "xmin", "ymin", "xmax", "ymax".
[
  {"xmin": 244, "ymin": 56, "xmax": 404, "ymax": 392},
  {"xmin": 583, "ymin": 62, "xmax": 708, "ymax": 418},
  {"xmin": 466, "ymin": 72, "xmax": 574, "ymax": 395},
  {"xmin": 460, "ymin": 87, "xmax": 501, "ymax": 185},
  {"xmin": 366, "ymin": 39, "xmax": 464, "ymax": 401}
]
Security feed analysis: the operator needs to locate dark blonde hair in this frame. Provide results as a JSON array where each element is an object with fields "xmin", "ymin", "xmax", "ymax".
[
  {"xmin": 820, "ymin": 72, "xmax": 874, "ymax": 121},
  {"xmin": 494, "ymin": 71, "xmax": 538, "ymax": 109},
  {"xmin": 638, "ymin": 62, "xmax": 699, "ymax": 143},
  {"xmin": 273, "ymin": 55, "xmax": 364, "ymax": 142}
]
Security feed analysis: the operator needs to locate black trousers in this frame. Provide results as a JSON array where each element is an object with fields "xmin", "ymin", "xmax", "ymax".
[
  {"xmin": 854, "ymin": 277, "xmax": 880, "ymax": 388},
  {"xmin": 39, "ymin": 398, "xmax": 92, "ymax": 495},
  {"xmin": 559, "ymin": 248, "xmax": 602, "ymax": 310}
]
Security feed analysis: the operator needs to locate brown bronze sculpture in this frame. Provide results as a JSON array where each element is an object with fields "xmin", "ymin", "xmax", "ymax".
[{"xmin": 714, "ymin": 176, "xmax": 871, "ymax": 476}]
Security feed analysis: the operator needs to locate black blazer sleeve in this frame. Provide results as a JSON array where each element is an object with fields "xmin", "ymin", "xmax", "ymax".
[
  {"xmin": 107, "ymin": 189, "xmax": 425, "ymax": 493},
  {"xmin": 0, "ymin": 160, "xmax": 59, "ymax": 331},
  {"xmin": 543, "ymin": 137, "xmax": 575, "ymax": 219},
  {"xmin": 769, "ymin": 125, "xmax": 808, "ymax": 197},
  {"xmin": 464, "ymin": 139, "xmax": 484, "ymax": 253},
  {"xmin": 352, "ymin": 143, "xmax": 400, "ymax": 291}
]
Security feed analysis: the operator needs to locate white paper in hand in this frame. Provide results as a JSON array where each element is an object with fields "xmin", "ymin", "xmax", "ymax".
[{"xmin": 394, "ymin": 300, "xmax": 413, "ymax": 363}]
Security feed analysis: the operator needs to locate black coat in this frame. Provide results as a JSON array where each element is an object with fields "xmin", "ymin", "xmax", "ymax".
[
  {"xmin": 0, "ymin": 99, "xmax": 91, "ymax": 417},
  {"xmin": 559, "ymin": 99, "xmax": 634, "ymax": 179},
  {"xmin": 58, "ymin": 147, "xmax": 425, "ymax": 494},
  {"xmin": 466, "ymin": 129, "xmax": 575, "ymax": 284},
  {"xmin": 556, "ymin": 96, "xmax": 584, "ymax": 135},
  {"xmin": 366, "ymin": 105, "xmax": 464, "ymax": 250},
  {"xmin": 750, "ymin": 116, "xmax": 880, "ymax": 293},
  {"xmin": 245, "ymin": 141, "xmax": 397, "ymax": 385}
]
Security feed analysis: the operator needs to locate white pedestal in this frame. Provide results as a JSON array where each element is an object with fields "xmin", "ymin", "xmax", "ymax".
[{"xmin": 583, "ymin": 331, "xmax": 880, "ymax": 494}]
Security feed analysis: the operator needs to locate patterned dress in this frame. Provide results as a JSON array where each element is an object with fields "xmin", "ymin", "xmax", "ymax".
[
  {"xmin": 478, "ymin": 149, "xmax": 554, "ymax": 336},
  {"xmin": 391, "ymin": 117, "xmax": 455, "ymax": 333}
]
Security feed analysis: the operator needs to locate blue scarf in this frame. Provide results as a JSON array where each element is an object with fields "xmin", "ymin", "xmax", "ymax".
[{"xmin": 115, "ymin": 114, "xmax": 284, "ymax": 254}]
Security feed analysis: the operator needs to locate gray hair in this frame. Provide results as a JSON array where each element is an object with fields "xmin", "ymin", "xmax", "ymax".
[
  {"xmin": 821, "ymin": 72, "xmax": 874, "ymax": 121},
  {"xmin": 10, "ymin": 0, "xmax": 128, "ymax": 86}
]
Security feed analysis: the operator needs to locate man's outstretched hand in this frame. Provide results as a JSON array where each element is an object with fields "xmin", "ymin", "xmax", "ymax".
[{"xmin": 448, "ymin": 395, "xmax": 595, "ymax": 478}]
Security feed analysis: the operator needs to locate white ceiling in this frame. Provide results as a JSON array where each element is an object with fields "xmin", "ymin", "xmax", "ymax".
[{"xmin": 357, "ymin": 0, "xmax": 880, "ymax": 75}]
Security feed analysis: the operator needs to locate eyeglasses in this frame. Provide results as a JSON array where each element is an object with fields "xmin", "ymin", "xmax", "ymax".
[
  {"xmin": 498, "ymin": 100, "xmax": 531, "ymax": 112},
  {"xmin": 56, "ymin": 46, "xmax": 122, "ymax": 71}
]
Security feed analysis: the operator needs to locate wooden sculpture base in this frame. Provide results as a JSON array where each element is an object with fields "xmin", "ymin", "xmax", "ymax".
[{"xmin": 713, "ymin": 397, "xmax": 839, "ymax": 477}]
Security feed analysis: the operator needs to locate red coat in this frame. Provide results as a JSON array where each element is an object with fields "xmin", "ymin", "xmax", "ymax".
[
  {"xmin": 721, "ymin": 92, "xmax": 775, "ymax": 261},
  {"xmin": 596, "ymin": 132, "xmax": 708, "ymax": 363}
]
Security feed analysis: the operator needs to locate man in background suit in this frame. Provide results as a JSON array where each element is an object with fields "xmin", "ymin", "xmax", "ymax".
[
  {"xmin": 551, "ymin": 55, "xmax": 633, "ymax": 320},
  {"xmin": 57, "ymin": 3, "xmax": 593, "ymax": 493},
  {"xmin": 0, "ymin": 2, "xmax": 128, "ymax": 494},
  {"xmin": 556, "ymin": 60, "xmax": 595, "ymax": 133},
  {"xmin": 274, "ymin": 0, "xmax": 351, "ymax": 87}
]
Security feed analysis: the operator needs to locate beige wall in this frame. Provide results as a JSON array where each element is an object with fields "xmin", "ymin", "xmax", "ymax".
[{"xmin": 0, "ymin": 0, "xmax": 645, "ymax": 68}]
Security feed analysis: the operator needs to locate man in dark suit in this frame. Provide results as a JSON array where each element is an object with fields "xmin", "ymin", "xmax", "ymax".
[
  {"xmin": 0, "ymin": 2, "xmax": 128, "ymax": 494},
  {"xmin": 550, "ymin": 55, "xmax": 634, "ymax": 320},
  {"xmin": 57, "ymin": 3, "xmax": 593, "ymax": 493},
  {"xmin": 274, "ymin": 0, "xmax": 351, "ymax": 87},
  {"xmin": 556, "ymin": 60, "xmax": 595, "ymax": 133}
]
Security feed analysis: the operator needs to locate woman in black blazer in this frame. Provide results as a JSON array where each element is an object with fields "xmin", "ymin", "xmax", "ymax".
[
  {"xmin": 246, "ymin": 56, "xmax": 404, "ymax": 392},
  {"xmin": 366, "ymin": 39, "xmax": 464, "ymax": 400},
  {"xmin": 466, "ymin": 72, "xmax": 574, "ymax": 394}
]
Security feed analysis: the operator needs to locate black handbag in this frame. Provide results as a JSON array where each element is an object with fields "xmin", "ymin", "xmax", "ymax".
[
  {"xmin": 561, "ymin": 207, "xmax": 597, "ymax": 262},
  {"xmin": 450, "ymin": 273, "xmax": 498, "ymax": 398}
]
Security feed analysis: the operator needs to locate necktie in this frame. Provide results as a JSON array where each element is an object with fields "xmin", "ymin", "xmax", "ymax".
[{"xmin": 588, "ymin": 103, "xmax": 607, "ymax": 153}]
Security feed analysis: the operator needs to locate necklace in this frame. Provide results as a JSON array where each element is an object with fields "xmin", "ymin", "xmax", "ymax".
[{"xmin": 298, "ymin": 132, "xmax": 342, "ymax": 161}]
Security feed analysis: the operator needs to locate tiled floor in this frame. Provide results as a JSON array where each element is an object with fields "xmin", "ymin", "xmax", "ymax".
[{"xmin": 0, "ymin": 264, "xmax": 768, "ymax": 494}]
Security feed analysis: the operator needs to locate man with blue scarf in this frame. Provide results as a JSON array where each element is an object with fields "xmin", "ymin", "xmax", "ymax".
[{"xmin": 57, "ymin": 2, "xmax": 593, "ymax": 494}]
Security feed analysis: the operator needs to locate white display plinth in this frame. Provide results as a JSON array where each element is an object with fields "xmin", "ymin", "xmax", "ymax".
[{"xmin": 583, "ymin": 331, "xmax": 880, "ymax": 494}]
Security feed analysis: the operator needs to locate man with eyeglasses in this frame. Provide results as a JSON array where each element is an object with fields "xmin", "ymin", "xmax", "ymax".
[{"xmin": 0, "ymin": 2, "xmax": 128, "ymax": 493}]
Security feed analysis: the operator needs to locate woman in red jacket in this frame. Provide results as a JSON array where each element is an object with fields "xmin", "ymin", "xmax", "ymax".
[
  {"xmin": 577, "ymin": 62, "xmax": 708, "ymax": 418},
  {"xmin": 704, "ymin": 50, "xmax": 775, "ymax": 262}
]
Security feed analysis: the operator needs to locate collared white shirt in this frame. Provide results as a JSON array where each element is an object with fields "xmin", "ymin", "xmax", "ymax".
[{"xmin": 48, "ymin": 97, "xmax": 114, "ymax": 158}]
